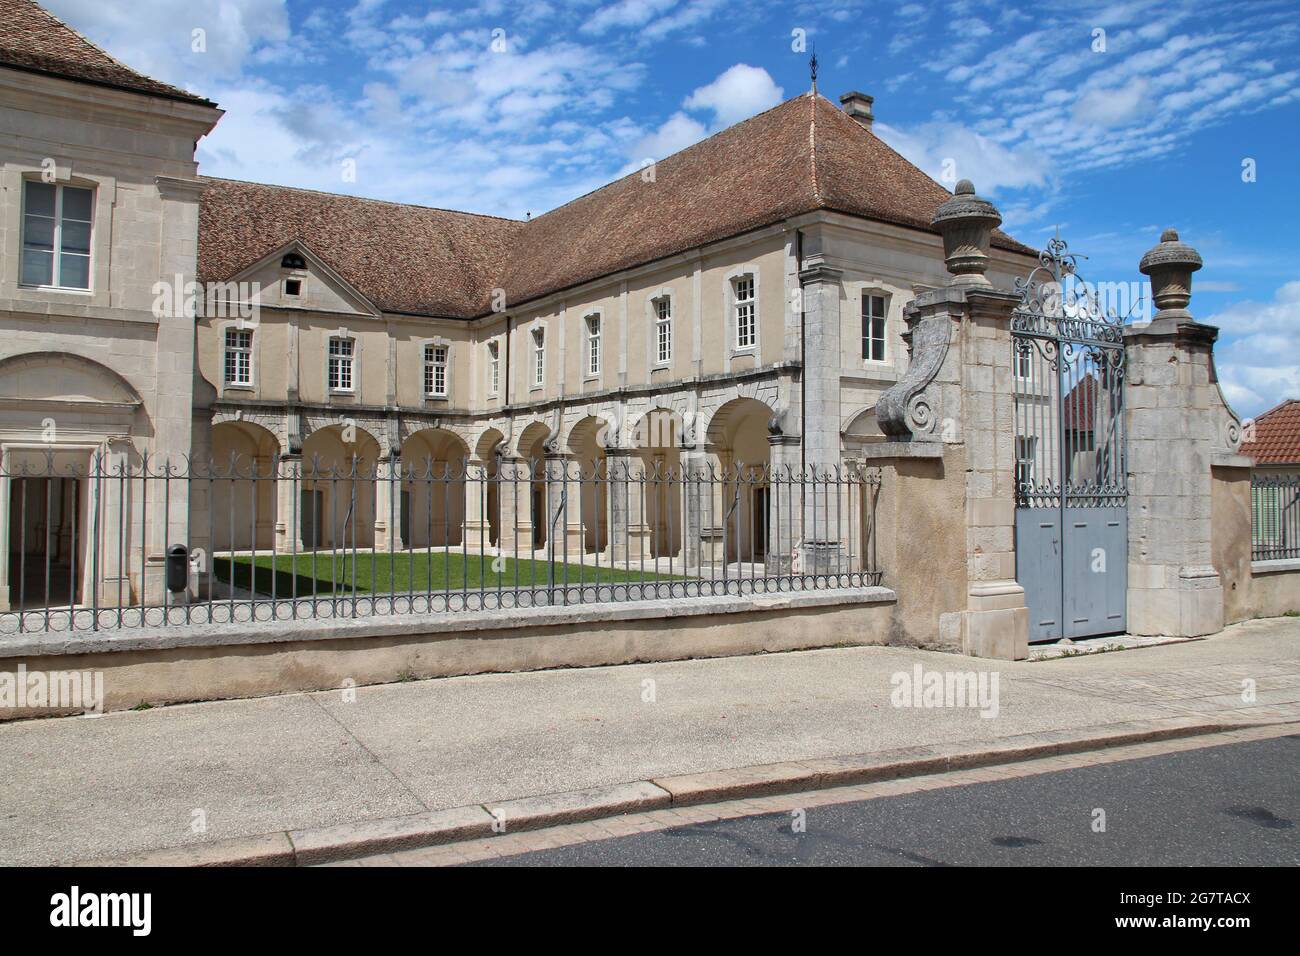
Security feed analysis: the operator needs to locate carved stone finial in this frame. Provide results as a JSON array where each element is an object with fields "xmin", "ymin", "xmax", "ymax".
[
  {"xmin": 931, "ymin": 180, "xmax": 1002, "ymax": 287},
  {"xmin": 1139, "ymin": 227, "xmax": 1203, "ymax": 316}
]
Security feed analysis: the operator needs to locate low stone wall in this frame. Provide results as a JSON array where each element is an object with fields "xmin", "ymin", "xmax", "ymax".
[
  {"xmin": 1246, "ymin": 560, "xmax": 1300, "ymax": 620},
  {"xmin": 0, "ymin": 588, "xmax": 896, "ymax": 720}
]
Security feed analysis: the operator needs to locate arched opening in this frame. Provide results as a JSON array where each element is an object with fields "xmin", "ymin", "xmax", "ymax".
[
  {"xmin": 300, "ymin": 424, "xmax": 380, "ymax": 550},
  {"xmin": 400, "ymin": 428, "xmax": 469, "ymax": 549},
  {"xmin": 516, "ymin": 421, "xmax": 552, "ymax": 550},
  {"xmin": 567, "ymin": 416, "xmax": 609, "ymax": 554},
  {"xmin": 210, "ymin": 420, "xmax": 279, "ymax": 551},
  {"xmin": 474, "ymin": 428, "xmax": 505, "ymax": 547},
  {"xmin": 632, "ymin": 407, "xmax": 684, "ymax": 558},
  {"xmin": 706, "ymin": 397, "xmax": 773, "ymax": 564}
]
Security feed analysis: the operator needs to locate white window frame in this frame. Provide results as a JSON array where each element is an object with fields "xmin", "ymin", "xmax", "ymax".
[
  {"xmin": 20, "ymin": 179, "xmax": 94, "ymax": 291},
  {"xmin": 1014, "ymin": 343, "xmax": 1033, "ymax": 380},
  {"xmin": 223, "ymin": 326, "xmax": 254, "ymax": 388},
  {"xmin": 649, "ymin": 291, "xmax": 673, "ymax": 368},
  {"xmin": 487, "ymin": 340, "xmax": 500, "ymax": 397},
  {"xmin": 725, "ymin": 266, "xmax": 760, "ymax": 357},
  {"xmin": 862, "ymin": 291, "xmax": 888, "ymax": 364},
  {"xmin": 531, "ymin": 325, "xmax": 546, "ymax": 390},
  {"xmin": 327, "ymin": 333, "xmax": 356, "ymax": 394},
  {"xmin": 584, "ymin": 312, "xmax": 602, "ymax": 379},
  {"xmin": 423, "ymin": 341, "xmax": 449, "ymax": 399}
]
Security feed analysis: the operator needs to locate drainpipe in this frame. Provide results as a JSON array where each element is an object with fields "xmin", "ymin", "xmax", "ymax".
[
  {"xmin": 796, "ymin": 229, "xmax": 806, "ymax": 475},
  {"xmin": 505, "ymin": 314, "xmax": 512, "ymax": 407}
]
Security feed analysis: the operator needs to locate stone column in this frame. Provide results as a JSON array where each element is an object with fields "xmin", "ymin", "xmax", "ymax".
[
  {"xmin": 464, "ymin": 458, "xmax": 491, "ymax": 550},
  {"xmin": 95, "ymin": 439, "xmax": 134, "ymax": 607},
  {"xmin": 797, "ymin": 252, "xmax": 844, "ymax": 568},
  {"xmin": 1125, "ymin": 229, "xmax": 1239, "ymax": 636},
  {"xmin": 766, "ymin": 433, "xmax": 802, "ymax": 574},
  {"xmin": 373, "ymin": 456, "xmax": 403, "ymax": 551},
  {"xmin": 275, "ymin": 454, "xmax": 302, "ymax": 552},
  {"xmin": 495, "ymin": 455, "xmax": 531, "ymax": 553},
  {"xmin": 679, "ymin": 446, "xmax": 700, "ymax": 569},
  {"xmin": 543, "ymin": 447, "xmax": 570, "ymax": 558}
]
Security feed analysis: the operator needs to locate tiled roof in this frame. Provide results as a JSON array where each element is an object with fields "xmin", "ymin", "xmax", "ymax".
[
  {"xmin": 199, "ymin": 92, "xmax": 1038, "ymax": 319},
  {"xmin": 198, "ymin": 178, "xmax": 522, "ymax": 319},
  {"xmin": 0, "ymin": 0, "xmax": 213, "ymax": 105},
  {"xmin": 1241, "ymin": 399, "xmax": 1300, "ymax": 465}
]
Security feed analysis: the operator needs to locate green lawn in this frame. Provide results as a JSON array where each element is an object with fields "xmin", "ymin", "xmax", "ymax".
[{"xmin": 213, "ymin": 550, "xmax": 678, "ymax": 597}]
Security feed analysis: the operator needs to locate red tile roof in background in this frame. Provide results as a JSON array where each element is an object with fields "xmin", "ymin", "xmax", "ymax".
[{"xmin": 1241, "ymin": 399, "xmax": 1300, "ymax": 465}]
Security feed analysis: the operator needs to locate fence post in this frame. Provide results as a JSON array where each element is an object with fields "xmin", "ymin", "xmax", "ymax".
[{"xmin": 766, "ymin": 433, "xmax": 801, "ymax": 574}]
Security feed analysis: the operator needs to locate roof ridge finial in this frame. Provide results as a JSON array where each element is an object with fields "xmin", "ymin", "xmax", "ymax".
[{"xmin": 809, "ymin": 47, "xmax": 818, "ymax": 94}]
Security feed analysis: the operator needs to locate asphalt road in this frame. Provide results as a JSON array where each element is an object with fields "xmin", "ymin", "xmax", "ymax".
[{"xmin": 474, "ymin": 734, "xmax": 1300, "ymax": 866}]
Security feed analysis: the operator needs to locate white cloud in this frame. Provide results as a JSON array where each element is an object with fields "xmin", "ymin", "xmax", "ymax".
[
  {"xmin": 1208, "ymin": 281, "xmax": 1300, "ymax": 418},
  {"xmin": 682, "ymin": 63, "xmax": 783, "ymax": 129},
  {"xmin": 875, "ymin": 120, "xmax": 1053, "ymax": 195},
  {"xmin": 43, "ymin": 0, "xmax": 293, "ymax": 85},
  {"xmin": 629, "ymin": 111, "xmax": 709, "ymax": 161},
  {"xmin": 581, "ymin": 0, "xmax": 677, "ymax": 36},
  {"xmin": 1073, "ymin": 78, "xmax": 1150, "ymax": 126}
]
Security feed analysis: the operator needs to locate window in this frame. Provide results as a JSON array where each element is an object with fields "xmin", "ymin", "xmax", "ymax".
[
  {"xmin": 424, "ymin": 344, "xmax": 448, "ymax": 398},
  {"xmin": 862, "ymin": 294, "xmax": 887, "ymax": 362},
  {"xmin": 280, "ymin": 252, "xmax": 306, "ymax": 269},
  {"xmin": 654, "ymin": 296, "xmax": 673, "ymax": 365},
  {"xmin": 733, "ymin": 275, "xmax": 756, "ymax": 349},
  {"xmin": 224, "ymin": 328, "xmax": 253, "ymax": 386},
  {"xmin": 1014, "ymin": 344, "xmax": 1032, "ymax": 379},
  {"xmin": 284, "ymin": 278, "xmax": 302, "ymax": 297},
  {"xmin": 21, "ymin": 181, "xmax": 93, "ymax": 290},
  {"xmin": 586, "ymin": 314, "xmax": 601, "ymax": 376},
  {"xmin": 328, "ymin": 336, "xmax": 355, "ymax": 392},
  {"xmin": 532, "ymin": 327, "xmax": 545, "ymax": 387},
  {"xmin": 487, "ymin": 341, "xmax": 500, "ymax": 395},
  {"xmin": 1015, "ymin": 437, "xmax": 1037, "ymax": 496}
]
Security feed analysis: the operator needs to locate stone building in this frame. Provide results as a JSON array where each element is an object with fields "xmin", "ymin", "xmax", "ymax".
[
  {"xmin": 192, "ymin": 92, "xmax": 1039, "ymax": 564},
  {"xmin": 0, "ymin": 0, "xmax": 221, "ymax": 609}
]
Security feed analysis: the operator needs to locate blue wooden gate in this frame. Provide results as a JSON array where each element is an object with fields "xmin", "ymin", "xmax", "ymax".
[{"xmin": 1012, "ymin": 237, "xmax": 1128, "ymax": 642}]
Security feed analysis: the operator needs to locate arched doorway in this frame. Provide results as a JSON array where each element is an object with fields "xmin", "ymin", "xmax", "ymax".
[
  {"xmin": 300, "ymin": 424, "xmax": 381, "ymax": 550},
  {"xmin": 567, "ymin": 416, "xmax": 609, "ymax": 554},
  {"xmin": 632, "ymin": 407, "xmax": 683, "ymax": 558},
  {"xmin": 210, "ymin": 420, "xmax": 279, "ymax": 551},
  {"xmin": 474, "ymin": 428, "xmax": 505, "ymax": 547},
  {"xmin": 706, "ymin": 397, "xmax": 773, "ymax": 564},
  {"xmin": 401, "ymin": 428, "xmax": 469, "ymax": 548},
  {"xmin": 516, "ymin": 421, "xmax": 552, "ymax": 550}
]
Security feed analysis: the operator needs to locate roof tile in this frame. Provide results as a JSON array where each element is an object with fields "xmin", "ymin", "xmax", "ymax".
[{"xmin": 1241, "ymin": 399, "xmax": 1300, "ymax": 465}]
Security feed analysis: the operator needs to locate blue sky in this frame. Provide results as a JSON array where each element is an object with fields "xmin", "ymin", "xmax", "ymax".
[{"xmin": 45, "ymin": 0, "xmax": 1300, "ymax": 418}]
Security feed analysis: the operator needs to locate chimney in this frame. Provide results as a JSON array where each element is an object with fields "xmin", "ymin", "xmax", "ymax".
[{"xmin": 839, "ymin": 90, "xmax": 874, "ymax": 131}]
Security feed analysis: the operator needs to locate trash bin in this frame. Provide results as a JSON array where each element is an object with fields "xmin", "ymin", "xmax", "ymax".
[{"xmin": 166, "ymin": 544, "xmax": 189, "ymax": 593}]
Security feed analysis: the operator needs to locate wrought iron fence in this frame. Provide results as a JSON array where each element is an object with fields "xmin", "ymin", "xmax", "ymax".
[
  {"xmin": 0, "ymin": 450, "xmax": 882, "ymax": 633},
  {"xmin": 1251, "ymin": 473, "xmax": 1300, "ymax": 561}
]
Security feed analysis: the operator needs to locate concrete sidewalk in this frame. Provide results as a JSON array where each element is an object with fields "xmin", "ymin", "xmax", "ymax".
[{"xmin": 1, "ymin": 616, "xmax": 1297, "ymax": 865}]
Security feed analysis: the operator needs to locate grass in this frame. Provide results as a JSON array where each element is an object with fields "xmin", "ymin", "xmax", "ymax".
[{"xmin": 212, "ymin": 550, "xmax": 679, "ymax": 598}]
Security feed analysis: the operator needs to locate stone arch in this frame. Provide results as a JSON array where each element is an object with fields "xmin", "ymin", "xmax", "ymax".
[
  {"xmin": 632, "ymin": 407, "xmax": 685, "ymax": 558},
  {"xmin": 516, "ymin": 420, "xmax": 559, "ymax": 549},
  {"xmin": 210, "ymin": 420, "xmax": 280, "ymax": 551},
  {"xmin": 471, "ymin": 426, "xmax": 506, "ymax": 546},
  {"xmin": 566, "ymin": 415, "xmax": 609, "ymax": 554},
  {"xmin": 400, "ymin": 427, "xmax": 470, "ymax": 548},
  {"xmin": 299, "ymin": 423, "xmax": 381, "ymax": 549},
  {"xmin": 705, "ymin": 396, "xmax": 774, "ymax": 564},
  {"xmin": 842, "ymin": 404, "xmax": 885, "ymax": 453},
  {"xmin": 0, "ymin": 351, "xmax": 142, "ymax": 406}
]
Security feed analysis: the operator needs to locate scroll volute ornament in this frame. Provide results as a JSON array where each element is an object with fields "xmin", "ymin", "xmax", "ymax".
[
  {"xmin": 1139, "ymin": 228, "xmax": 1202, "ymax": 316},
  {"xmin": 932, "ymin": 179, "xmax": 1002, "ymax": 287}
]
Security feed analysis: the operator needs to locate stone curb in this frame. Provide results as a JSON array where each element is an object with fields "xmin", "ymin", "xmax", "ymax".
[{"xmin": 86, "ymin": 716, "xmax": 1294, "ymax": 867}]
